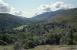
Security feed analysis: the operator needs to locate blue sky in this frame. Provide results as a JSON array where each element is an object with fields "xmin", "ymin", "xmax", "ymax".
[{"xmin": 2, "ymin": 0, "xmax": 77, "ymax": 17}]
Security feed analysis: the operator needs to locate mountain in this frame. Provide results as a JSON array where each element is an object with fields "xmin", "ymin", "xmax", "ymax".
[
  {"xmin": 31, "ymin": 11, "xmax": 54, "ymax": 22},
  {"xmin": 0, "ymin": 8, "xmax": 77, "ymax": 48},
  {"xmin": 0, "ymin": 8, "xmax": 77, "ymax": 30},
  {"xmin": 14, "ymin": 8, "xmax": 77, "ymax": 47},
  {"xmin": 0, "ymin": 13, "xmax": 32, "ymax": 30},
  {"xmin": 24, "ymin": 8, "xmax": 77, "ymax": 36},
  {"xmin": 28, "ymin": 8, "xmax": 77, "ymax": 35},
  {"xmin": 31, "ymin": 8, "xmax": 77, "ymax": 23}
]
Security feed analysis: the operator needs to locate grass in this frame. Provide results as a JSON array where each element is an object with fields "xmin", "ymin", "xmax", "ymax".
[
  {"xmin": 0, "ymin": 45, "xmax": 14, "ymax": 50},
  {"xmin": 0, "ymin": 45, "xmax": 77, "ymax": 50},
  {"xmin": 28, "ymin": 45, "xmax": 77, "ymax": 50}
]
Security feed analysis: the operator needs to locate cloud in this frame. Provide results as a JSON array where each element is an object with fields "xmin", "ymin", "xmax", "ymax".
[
  {"xmin": 0, "ymin": 0, "xmax": 74, "ymax": 18},
  {"xmin": 0, "ymin": 0, "xmax": 23, "ymax": 16},
  {"xmin": 0, "ymin": 0, "xmax": 31, "ymax": 17},
  {"xmin": 0, "ymin": 0, "xmax": 15, "ymax": 13},
  {"xmin": 50, "ymin": 2, "xmax": 73, "ymax": 11},
  {"xmin": 0, "ymin": 0, "xmax": 10, "ymax": 13},
  {"xmin": 35, "ymin": 2, "xmax": 74, "ymax": 15}
]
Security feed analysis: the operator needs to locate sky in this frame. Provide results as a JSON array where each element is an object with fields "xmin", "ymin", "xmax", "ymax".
[{"xmin": 0, "ymin": 0, "xmax": 77, "ymax": 18}]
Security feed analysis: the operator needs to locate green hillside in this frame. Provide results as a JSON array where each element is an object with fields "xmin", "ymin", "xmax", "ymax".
[{"xmin": 0, "ymin": 13, "xmax": 32, "ymax": 30}]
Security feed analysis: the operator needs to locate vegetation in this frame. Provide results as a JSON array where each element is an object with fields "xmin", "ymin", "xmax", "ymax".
[
  {"xmin": 0, "ymin": 8, "xmax": 77, "ymax": 50},
  {"xmin": 0, "ymin": 45, "xmax": 14, "ymax": 50},
  {"xmin": 28, "ymin": 45, "xmax": 77, "ymax": 50}
]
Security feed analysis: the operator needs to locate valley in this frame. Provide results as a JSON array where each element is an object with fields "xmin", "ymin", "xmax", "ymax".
[{"xmin": 0, "ymin": 8, "xmax": 77, "ymax": 50}]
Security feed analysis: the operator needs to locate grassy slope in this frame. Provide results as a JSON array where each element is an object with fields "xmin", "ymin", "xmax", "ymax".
[
  {"xmin": 0, "ymin": 45, "xmax": 14, "ymax": 50},
  {"xmin": 0, "ymin": 45, "xmax": 77, "ymax": 50},
  {"xmin": 28, "ymin": 45, "xmax": 77, "ymax": 50}
]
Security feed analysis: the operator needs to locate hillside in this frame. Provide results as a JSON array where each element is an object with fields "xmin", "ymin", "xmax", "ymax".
[
  {"xmin": 17, "ymin": 8, "xmax": 77, "ymax": 48},
  {"xmin": 0, "ymin": 8, "xmax": 77, "ymax": 30},
  {"xmin": 31, "ymin": 8, "xmax": 77, "ymax": 23},
  {"xmin": 0, "ymin": 8, "xmax": 77, "ymax": 49},
  {"xmin": 0, "ymin": 13, "xmax": 32, "ymax": 30}
]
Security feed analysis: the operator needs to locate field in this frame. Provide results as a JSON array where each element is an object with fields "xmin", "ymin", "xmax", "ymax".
[{"xmin": 0, "ymin": 45, "xmax": 77, "ymax": 50}]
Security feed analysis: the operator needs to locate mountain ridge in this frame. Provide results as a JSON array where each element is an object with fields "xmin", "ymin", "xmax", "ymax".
[
  {"xmin": 0, "ymin": 8, "xmax": 77, "ymax": 30},
  {"xmin": 0, "ymin": 13, "xmax": 32, "ymax": 30},
  {"xmin": 31, "ymin": 8, "xmax": 77, "ymax": 22}
]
